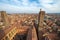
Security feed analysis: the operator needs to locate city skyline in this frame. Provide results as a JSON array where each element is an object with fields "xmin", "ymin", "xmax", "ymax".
[{"xmin": 0, "ymin": 0, "xmax": 60, "ymax": 13}]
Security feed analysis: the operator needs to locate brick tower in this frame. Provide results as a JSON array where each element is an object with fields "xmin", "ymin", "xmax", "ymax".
[
  {"xmin": 38, "ymin": 9, "xmax": 45, "ymax": 40},
  {"xmin": 0, "ymin": 11, "xmax": 9, "ymax": 27},
  {"xmin": 38, "ymin": 9, "xmax": 45, "ymax": 29}
]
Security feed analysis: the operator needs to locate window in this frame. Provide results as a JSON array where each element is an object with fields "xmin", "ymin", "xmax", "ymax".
[
  {"xmin": 5, "ymin": 36, "xmax": 9, "ymax": 40},
  {"xmin": 11, "ymin": 32, "xmax": 13, "ymax": 35},
  {"xmin": 9, "ymin": 33, "xmax": 11, "ymax": 37}
]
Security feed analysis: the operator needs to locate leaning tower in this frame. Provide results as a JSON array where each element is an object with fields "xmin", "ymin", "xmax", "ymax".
[
  {"xmin": 38, "ymin": 9, "xmax": 45, "ymax": 40},
  {"xmin": 38, "ymin": 9, "xmax": 45, "ymax": 29}
]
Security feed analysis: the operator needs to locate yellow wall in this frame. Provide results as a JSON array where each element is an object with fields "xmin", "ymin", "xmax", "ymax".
[{"xmin": 1, "ymin": 27, "xmax": 18, "ymax": 40}]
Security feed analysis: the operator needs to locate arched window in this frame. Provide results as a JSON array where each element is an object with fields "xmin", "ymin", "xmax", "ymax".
[{"xmin": 5, "ymin": 36, "xmax": 9, "ymax": 40}]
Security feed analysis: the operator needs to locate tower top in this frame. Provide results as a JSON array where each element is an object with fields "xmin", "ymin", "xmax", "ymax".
[{"xmin": 40, "ymin": 9, "xmax": 42, "ymax": 11}]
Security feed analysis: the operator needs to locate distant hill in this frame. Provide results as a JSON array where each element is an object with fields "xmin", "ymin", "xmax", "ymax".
[{"xmin": 46, "ymin": 13, "xmax": 60, "ymax": 15}]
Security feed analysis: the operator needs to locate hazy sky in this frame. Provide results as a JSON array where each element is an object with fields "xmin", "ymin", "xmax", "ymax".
[{"xmin": 0, "ymin": 0, "xmax": 60, "ymax": 13}]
